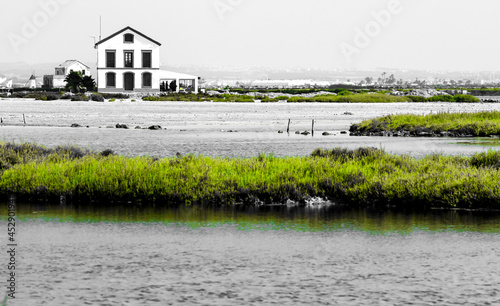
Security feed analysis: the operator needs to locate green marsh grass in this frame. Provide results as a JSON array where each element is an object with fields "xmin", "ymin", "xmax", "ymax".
[
  {"xmin": 1, "ymin": 143, "xmax": 500, "ymax": 209},
  {"xmin": 352, "ymin": 111, "xmax": 500, "ymax": 137}
]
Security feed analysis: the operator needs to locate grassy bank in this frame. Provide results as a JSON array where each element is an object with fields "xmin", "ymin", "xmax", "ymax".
[
  {"xmin": 142, "ymin": 92, "xmax": 413, "ymax": 103},
  {"xmin": 142, "ymin": 93, "xmax": 481, "ymax": 103},
  {"xmin": 350, "ymin": 111, "xmax": 500, "ymax": 137},
  {"xmin": 1, "ymin": 142, "xmax": 500, "ymax": 209},
  {"xmin": 2, "ymin": 90, "xmax": 480, "ymax": 103}
]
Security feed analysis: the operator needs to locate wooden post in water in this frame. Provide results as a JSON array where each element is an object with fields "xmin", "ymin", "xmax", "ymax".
[
  {"xmin": 287, "ymin": 119, "xmax": 291, "ymax": 134},
  {"xmin": 23, "ymin": 114, "xmax": 26, "ymax": 126},
  {"xmin": 312, "ymin": 119, "xmax": 315, "ymax": 136}
]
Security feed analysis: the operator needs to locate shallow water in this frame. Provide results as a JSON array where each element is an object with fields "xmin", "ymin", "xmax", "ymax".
[
  {"xmin": 2, "ymin": 201, "xmax": 500, "ymax": 305},
  {"xmin": 6, "ymin": 201, "xmax": 500, "ymax": 233},
  {"xmin": 1, "ymin": 100, "xmax": 500, "ymax": 157},
  {"xmin": 2, "ymin": 218, "xmax": 500, "ymax": 305}
]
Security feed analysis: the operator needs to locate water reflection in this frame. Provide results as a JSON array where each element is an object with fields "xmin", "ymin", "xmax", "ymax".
[
  {"xmin": 454, "ymin": 138, "xmax": 500, "ymax": 147},
  {"xmin": 2, "ymin": 198, "xmax": 500, "ymax": 233}
]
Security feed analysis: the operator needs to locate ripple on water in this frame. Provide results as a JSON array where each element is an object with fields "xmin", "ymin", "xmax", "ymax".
[{"xmin": 7, "ymin": 220, "xmax": 500, "ymax": 305}]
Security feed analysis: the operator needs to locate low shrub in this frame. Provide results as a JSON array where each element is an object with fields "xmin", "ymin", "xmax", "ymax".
[
  {"xmin": 101, "ymin": 93, "xmax": 129, "ymax": 99},
  {"xmin": 453, "ymin": 94, "xmax": 480, "ymax": 103},
  {"xmin": 70, "ymin": 94, "xmax": 89, "ymax": 101},
  {"xmin": 90, "ymin": 94, "xmax": 105, "ymax": 102},
  {"xmin": 407, "ymin": 96, "xmax": 427, "ymax": 102}
]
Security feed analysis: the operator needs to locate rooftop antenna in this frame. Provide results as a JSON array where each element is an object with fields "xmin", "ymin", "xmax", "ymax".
[{"xmin": 99, "ymin": 15, "xmax": 102, "ymax": 41}]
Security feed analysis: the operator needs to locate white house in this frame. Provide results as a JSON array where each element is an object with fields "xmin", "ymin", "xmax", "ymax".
[
  {"xmin": 0, "ymin": 78, "xmax": 12, "ymax": 90},
  {"xmin": 94, "ymin": 26, "xmax": 199, "ymax": 94},
  {"xmin": 43, "ymin": 60, "xmax": 90, "ymax": 88}
]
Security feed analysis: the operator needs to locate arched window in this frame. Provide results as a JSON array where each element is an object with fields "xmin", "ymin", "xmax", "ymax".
[
  {"xmin": 106, "ymin": 72, "xmax": 116, "ymax": 88},
  {"xmin": 142, "ymin": 72, "xmax": 152, "ymax": 88},
  {"xmin": 124, "ymin": 33, "xmax": 134, "ymax": 43}
]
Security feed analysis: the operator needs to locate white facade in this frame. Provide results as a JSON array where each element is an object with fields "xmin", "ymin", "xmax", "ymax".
[
  {"xmin": 43, "ymin": 60, "xmax": 90, "ymax": 88},
  {"xmin": 56, "ymin": 60, "xmax": 90, "ymax": 77},
  {"xmin": 95, "ymin": 27, "xmax": 161, "ymax": 93},
  {"xmin": 95, "ymin": 26, "xmax": 199, "ymax": 94}
]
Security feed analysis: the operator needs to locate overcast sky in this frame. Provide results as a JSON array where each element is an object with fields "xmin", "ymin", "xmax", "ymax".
[{"xmin": 1, "ymin": 0, "xmax": 500, "ymax": 71}]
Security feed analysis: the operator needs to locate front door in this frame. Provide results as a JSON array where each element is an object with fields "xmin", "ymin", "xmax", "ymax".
[{"xmin": 124, "ymin": 73, "xmax": 134, "ymax": 91}]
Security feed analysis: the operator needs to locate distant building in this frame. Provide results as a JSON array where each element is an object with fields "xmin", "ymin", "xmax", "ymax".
[
  {"xmin": 43, "ymin": 60, "xmax": 90, "ymax": 88},
  {"xmin": 94, "ymin": 26, "xmax": 199, "ymax": 94},
  {"xmin": 0, "ymin": 78, "xmax": 13, "ymax": 91},
  {"xmin": 25, "ymin": 75, "xmax": 38, "ymax": 88}
]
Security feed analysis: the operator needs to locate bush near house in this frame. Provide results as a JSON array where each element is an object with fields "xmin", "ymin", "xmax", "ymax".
[
  {"xmin": 100, "ymin": 93, "xmax": 130, "ymax": 99},
  {"xmin": 70, "ymin": 94, "xmax": 89, "ymax": 101},
  {"xmin": 90, "ymin": 94, "xmax": 105, "ymax": 102}
]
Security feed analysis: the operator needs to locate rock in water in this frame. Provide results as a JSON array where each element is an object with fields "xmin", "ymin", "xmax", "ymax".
[
  {"xmin": 148, "ymin": 125, "xmax": 162, "ymax": 130},
  {"xmin": 116, "ymin": 123, "xmax": 129, "ymax": 129}
]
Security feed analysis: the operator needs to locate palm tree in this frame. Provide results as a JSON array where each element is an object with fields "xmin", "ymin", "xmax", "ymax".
[
  {"xmin": 64, "ymin": 71, "xmax": 82, "ymax": 93},
  {"xmin": 82, "ymin": 75, "xmax": 96, "ymax": 92}
]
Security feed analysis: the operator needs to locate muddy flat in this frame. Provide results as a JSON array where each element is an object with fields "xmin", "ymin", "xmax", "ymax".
[{"xmin": 1, "ymin": 99, "xmax": 500, "ymax": 157}]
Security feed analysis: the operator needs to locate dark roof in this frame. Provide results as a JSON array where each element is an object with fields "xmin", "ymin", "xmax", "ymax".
[{"xmin": 94, "ymin": 26, "xmax": 161, "ymax": 47}]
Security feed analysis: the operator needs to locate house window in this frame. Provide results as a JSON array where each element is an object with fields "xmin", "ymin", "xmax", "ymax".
[
  {"xmin": 124, "ymin": 33, "xmax": 134, "ymax": 43},
  {"xmin": 142, "ymin": 72, "xmax": 152, "ymax": 88},
  {"xmin": 106, "ymin": 51, "xmax": 116, "ymax": 68},
  {"xmin": 106, "ymin": 72, "xmax": 116, "ymax": 87},
  {"xmin": 82, "ymin": 70, "xmax": 85, "ymax": 75},
  {"xmin": 124, "ymin": 51, "xmax": 134, "ymax": 68},
  {"xmin": 179, "ymin": 79, "xmax": 195, "ymax": 92},
  {"xmin": 142, "ymin": 51, "xmax": 152, "ymax": 68}
]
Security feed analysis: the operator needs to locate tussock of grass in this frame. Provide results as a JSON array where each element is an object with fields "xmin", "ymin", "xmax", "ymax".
[
  {"xmin": 0, "ymin": 142, "xmax": 499, "ymax": 209},
  {"xmin": 351, "ymin": 111, "xmax": 500, "ymax": 137}
]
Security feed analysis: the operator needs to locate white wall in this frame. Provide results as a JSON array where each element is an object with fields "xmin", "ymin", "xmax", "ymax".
[
  {"xmin": 96, "ymin": 28, "xmax": 161, "ymax": 92},
  {"xmin": 66, "ymin": 62, "xmax": 90, "ymax": 76}
]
